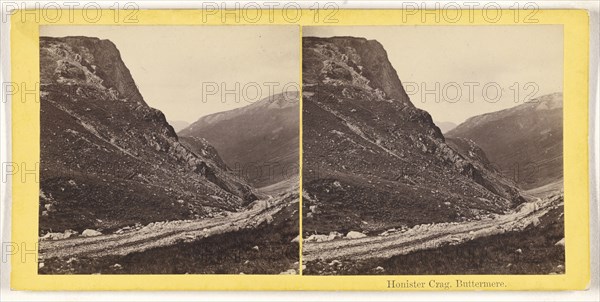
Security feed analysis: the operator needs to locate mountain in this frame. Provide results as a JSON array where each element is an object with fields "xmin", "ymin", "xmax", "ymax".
[
  {"xmin": 179, "ymin": 92, "xmax": 299, "ymax": 188},
  {"xmin": 168, "ymin": 120, "xmax": 190, "ymax": 132},
  {"xmin": 435, "ymin": 121, "xmax": 457, "ymax": 133},
  {"xmin": 39, "ymin": 36, "xmax": 258, "ymax": 233},
  {"xmin": 302, "ymin": 37, "xmax": 524, "ymax": 234},
  {"xmin": 446, "ymin": 93, "xmax": 563, "ymax": 189}
]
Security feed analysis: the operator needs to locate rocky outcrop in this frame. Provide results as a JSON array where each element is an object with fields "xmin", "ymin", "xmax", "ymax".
[
  {"xmin": 303, "ymin": 37, "xmax": 413, "ymax": 107},
  {"xmin": 39, "ymin": 36, "xmax": 257, "ymax": 233},
  {"xmin": 302, "ymin": 36, "xmax": 524, "ymax": 234},
  {"xmin": 40, "ymin": 36, "xmax": 145, "ymax": 105}
]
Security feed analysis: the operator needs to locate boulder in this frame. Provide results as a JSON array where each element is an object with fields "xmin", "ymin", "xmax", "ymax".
[
  {"xmin": 373, "ymin": 266, "xmax": 385, "ymax": 273},
  {"xmin": 346, "ymin": 231, "xmax": 367, "ymax": 239},
  {"xmin": 64, "ymin": 229, "xmax": 78, "ymax": 238},
  {"xmin": 306, "ymin": 234, "xmax": 330, "ymax": 242},
  {"xmin": 41, "ymin": 232, "xmax": 64, "ymax": 241},
  {"xmin": 41, "ymin": 229, "xmax": 78, "ymax": 241},
  {"xmin": 81, "ymin": 229, "xmax": 102, "ymax": 237},
  {"xmin": 328, "ymin": 231, "xmax": 343, "ymax": 240},
  {"xmin": 517, "ymin": 202, "xmax": 536, "ymax": 214}
]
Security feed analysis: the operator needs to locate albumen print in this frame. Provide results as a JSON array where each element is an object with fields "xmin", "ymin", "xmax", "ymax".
[
  {"xmin": 37, "ymin": 26, "xmax": 300, "ymax": 275},
  {"xmin": 301, "ymin": 26, "xmax": 565, "ymax": 275}
]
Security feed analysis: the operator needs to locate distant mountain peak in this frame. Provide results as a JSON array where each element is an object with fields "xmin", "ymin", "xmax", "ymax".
[
  {"xmin": 530, "ymin": 92, "xmax": 562, "ymax": 110},
  {"xmin": 258, "ymin": 91, "xmax": 299, "ymax": 109},
  {"xmin": 180, "ymin": 92, "xmax": 299, "ymax": 187},
  {"xmin": 457, "ymin": 92, "xmax": 563, "ymax": 127},
  {"xmin": 447, "ymin": 92, "xmax": 563, "ymax": 189},
  {"xmin": 189, "ymin": 91, "xmax": 299, "ymax": 128}
]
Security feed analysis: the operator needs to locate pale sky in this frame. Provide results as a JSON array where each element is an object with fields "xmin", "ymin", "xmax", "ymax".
[
  {"xmin": 41, "ymin": 25, "xmax": 300, "ymax": 123},
  {"xmin": 304, "ymin": 26, "xmax": 563, "ymax": 124}
]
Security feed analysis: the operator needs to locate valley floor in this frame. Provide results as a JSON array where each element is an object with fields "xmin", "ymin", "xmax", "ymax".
[
  {"xmin": 39, "ymin": 183, "xmax": 299, "ymax": 275},
  {"xmin": 39, "ymin": 179, "xmax": 563, "ymax": 275},
  {"xmin": 303, "ymin": 181, "xmax": 564, "ymax": 275}
]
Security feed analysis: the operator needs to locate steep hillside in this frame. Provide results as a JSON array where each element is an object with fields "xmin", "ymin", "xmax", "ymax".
[
  {"xmin": 302, "ymin": 37, "xmax": 524, "ymax": 234},
  {"xmin": 179, "ymin": 92, "xmax": 299, "ymax": 187},
  {"xmin": 39, "ymin": 36, "xmax": 257, "ymax": 234},
  {"xmin": 446, "ymin": 93, "xmax": 563, "ymax": 189}
]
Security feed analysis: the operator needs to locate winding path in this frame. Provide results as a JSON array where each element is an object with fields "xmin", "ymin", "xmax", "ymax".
[
  {"xmin": 39, "ymin": 196, "xmax": 294, "ymax": 260},
  {"xmin": 303, "ymin": 195, "xmax": 562, "ymax": 262}
]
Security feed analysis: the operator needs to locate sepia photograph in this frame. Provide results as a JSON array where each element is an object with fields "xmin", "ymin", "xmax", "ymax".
[
  {"xmin": 3, "ymin": 5, "xmax": 595, "ymax": 294},
  {"xmin": 301, "ymin": 26, "xmax": 565, "ymax": 275},
  {"xmin": 3, "ymin": 2, "xmax": 598, "ymax": 295},
  {"xmin": 37, "ymin": 25, "xmax": 300, "ymax": 275}
]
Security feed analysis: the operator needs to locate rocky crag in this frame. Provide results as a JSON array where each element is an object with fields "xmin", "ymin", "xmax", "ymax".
[
  {"xmin": 40, "ymin": 36, "xmax": 258, "ymax": 234},
  {"xmin": 302, "ymin": 37, "xmax": 525, "ymax": 234}
]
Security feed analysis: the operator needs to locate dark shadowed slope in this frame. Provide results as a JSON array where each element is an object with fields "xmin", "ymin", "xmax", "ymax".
[
  {"xmin": 302, "ymin": 36, "xmax": 524, "ymax": 235},
  {"xmin": 446, "ymin": 93, "xmax": 563, "ymax": 189},
  {"xmin": 179, "ymin": 92, "xmax": 299, "ymax": 188},
  {"xmin": 40, "ymin": 36, "xmax": 257, "ymax": 234}
]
